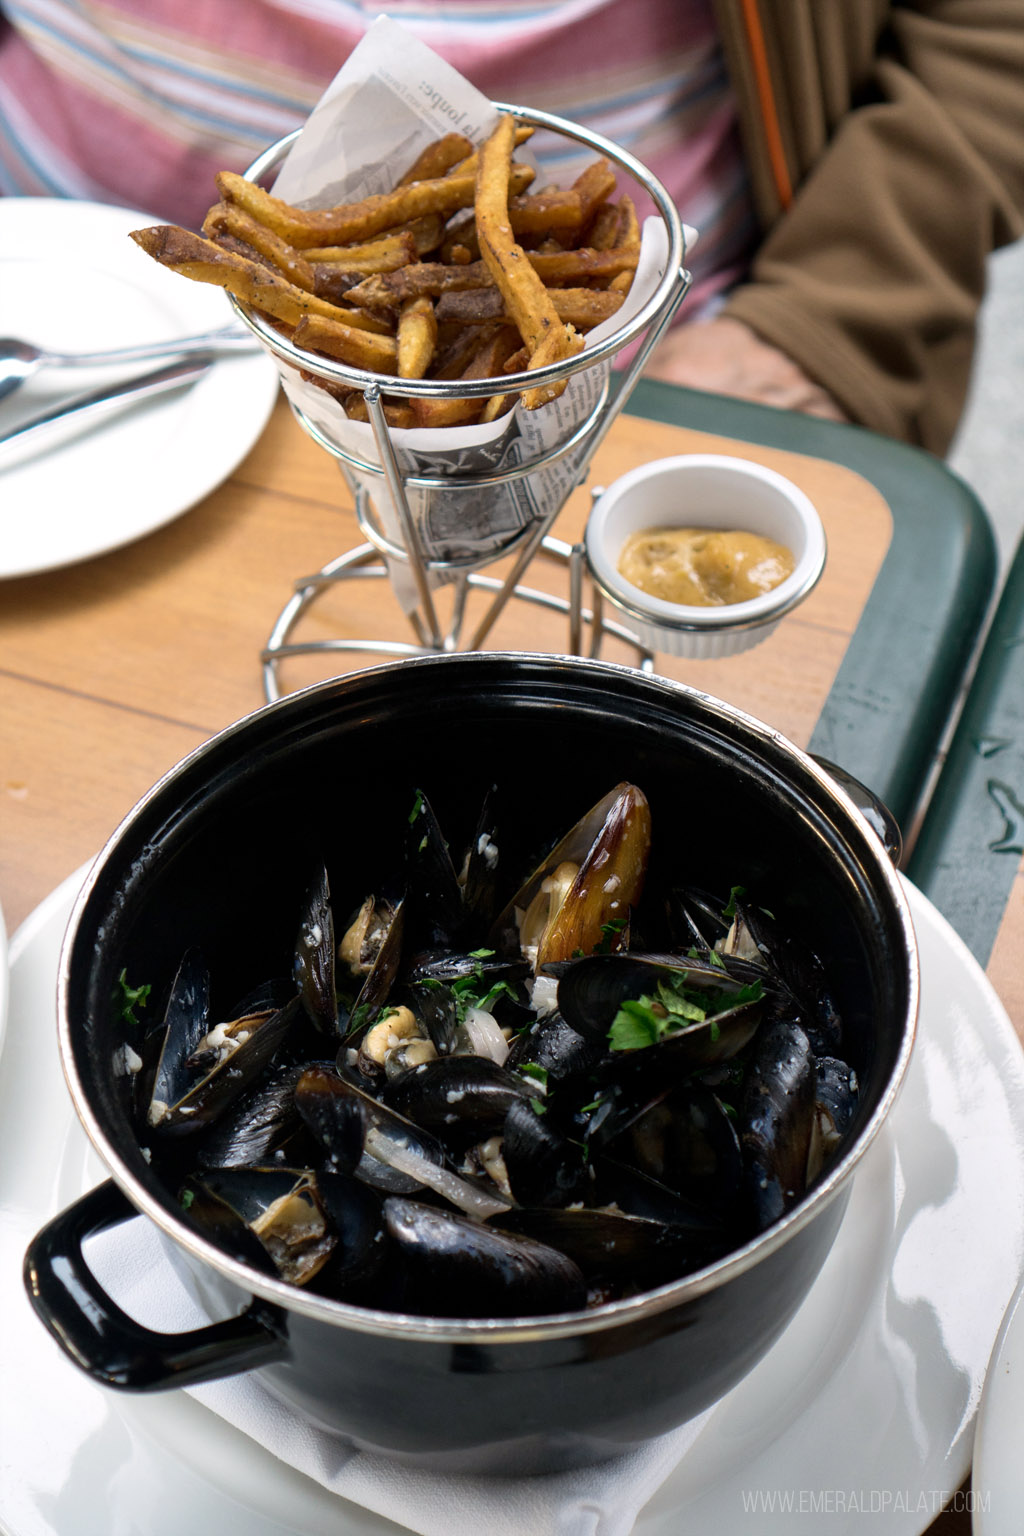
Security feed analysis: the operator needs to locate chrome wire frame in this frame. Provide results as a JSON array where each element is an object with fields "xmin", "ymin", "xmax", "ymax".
[{"xmin": 239, "ymin": 106, "xmax": 691, "ymax": 702}]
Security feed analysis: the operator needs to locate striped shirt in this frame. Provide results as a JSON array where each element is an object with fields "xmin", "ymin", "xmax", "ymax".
[{"xmin": 0, "ymin": 0, "xmax": 757, "ymax": 315}]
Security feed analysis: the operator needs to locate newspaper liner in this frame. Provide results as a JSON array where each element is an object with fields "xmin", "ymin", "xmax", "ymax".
[{"xmin": 264, "ymin": 17, "xmax": 682, "ymax": 612}]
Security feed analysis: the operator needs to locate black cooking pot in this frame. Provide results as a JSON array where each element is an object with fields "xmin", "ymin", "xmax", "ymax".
[{"xmin": 24, "ymin": 654, "xmax": 917, "ymax": 1475}]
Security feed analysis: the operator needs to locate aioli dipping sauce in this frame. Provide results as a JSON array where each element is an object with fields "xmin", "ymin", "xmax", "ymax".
[{"xmin": 617, "ymin": 526, "xmax": 795, "ymax": 608}]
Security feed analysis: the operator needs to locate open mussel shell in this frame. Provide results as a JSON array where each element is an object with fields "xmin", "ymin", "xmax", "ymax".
[
  {"xmin": 556, "ymin": 952, "xmax": 763, "ymax": 1066},
  {"xmin": 383, "ymin": 1196, "xmax": 587, "ymax": 1318},
  {"xmin": 490, "ymin": 782, "xmax": 651, "ymax": 972},
  {"xmin": 147, "ymin": 977, "xmax": 301, "ymax": 1137},
  {"xmin": 338, "ymin": 891, "xmax": 406, "ymax": 1043},
  {"xmin": 724, "ymin": 898, "xmax": 843, "ymax": 1056},
  {"xmin": 595, "ymin": 1083, "xmax": 746, "ymax": 1228},
  {"xmin": 182, "ymin": 1166, "xmax": 336, "ymax": 1286}
]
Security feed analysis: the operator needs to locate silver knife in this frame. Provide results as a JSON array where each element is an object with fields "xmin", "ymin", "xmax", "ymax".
[{"xmin": 0, "ymin": 352, "xmax": 216, "ymax": 454}]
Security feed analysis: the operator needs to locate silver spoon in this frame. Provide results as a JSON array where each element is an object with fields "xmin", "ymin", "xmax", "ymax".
[{"xmin": 0, "ymin": 325, "xmax": 258, "ymax": 404}]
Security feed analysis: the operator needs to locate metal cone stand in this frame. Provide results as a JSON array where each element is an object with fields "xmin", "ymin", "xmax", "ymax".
[{"xmin": 230, "ymin": 108, "xmax": 691, "ymax": 703}]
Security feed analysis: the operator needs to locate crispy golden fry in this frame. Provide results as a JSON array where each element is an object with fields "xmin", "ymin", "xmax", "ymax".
[
  {"xmin": 616, "ymin": 193, "xmax": 641, "ymax": 250},
  {"xmin": 338, "ymin": 392, "xmax": 416, "ymax": 428},
  {"xmin": 410, "ymin": 324, "xmax": 521, "ymax": 428},
  {"xmin": 586, "ymin": 201, "xmax": 621, "ymax": 250},
  {"xmin": 397, "ymin": 133, "xmax": 473, "ymax": 185},
  {"xmin": 572, "ymin": 158, "xmax": 618, "ymax": 228},
  {"xmin": 300, "ymin": 231, "xmax": 418, "ymax": 268},
  {"xmin": 475, "ymin": 113, "xmax": 580, "ymax": 403},
  {"xmin": 521, "ymin": 323, "xmax": 585, "ymax": 411},
  {"xmin": 291, "ymin": 313, "xmax": 398, "ymax": 373},
  {"xmin": 202, "ymin": 202, "xmax": 315, "ymax": 289},
  {"xmin": 397, "ymin": 296, "xmax": 438, "ymax": 379},
  {"xmin": 216, "ymin": 164, "xmax": 534, "ymax": 249},
  {"xmin": 447, "ymin": 123, "xmax": 533, "ymax": 178},
  {"xmin": 129, "ymin": 224, "xmax": 393, "ymax": 334}
]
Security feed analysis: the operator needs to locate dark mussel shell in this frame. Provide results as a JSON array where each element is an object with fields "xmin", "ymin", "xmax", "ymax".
[
  {"xmin": 308, "ymin": 1170, "xmax": 388, "ymax": 1301},
  {"xmin": 195, "ymin": 1060, "xmax": 317, "ymax": 1171},
  {"xmin": 492, "ymin": 1206, "xmax": 715, "ymax": 1294},
  {"xmin": 381, "ymin": 1054, "xmax": 534, "ymax": 1149},
  {"xmin": 501, "ymin": 1098, "xmax": 591, "ymax": 1209},
  {"xmin": 382, "ymin": 1196, "xmax": 587, "ymax": 1318},
  {"xmin": 294, "ymin": 1063, "xmax": 368, "ymax": 1174},
  {"xmin": 504, "ymin": 1010, "xmax": 606, "ymax": 1083},
  {"xmin": 456, "ymin": 782, "xmax": 501, "ymax": 928},
  {"xmin": 741, "ymin": 1019, "xmax": 817, "ymax": 1227},
  {"xmin": 807, "ymin": 1055, "xmax": 860, "ymax": 1181},
  {"xmin": 725, "ymin": 898, "xmax": 843, "ymax": 1056},
  {"xmin": 405, "ymin": 789, "xmax": 467, "ymax": 951},
  {"xmin": 294, "ymin": 866, "xmax": 338, "ymax": 1037}
]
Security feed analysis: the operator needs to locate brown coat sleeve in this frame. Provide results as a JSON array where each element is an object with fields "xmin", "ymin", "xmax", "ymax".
[{"xmin": 720, "ymin": 2, "xmax": 1024, "ymax": 454}]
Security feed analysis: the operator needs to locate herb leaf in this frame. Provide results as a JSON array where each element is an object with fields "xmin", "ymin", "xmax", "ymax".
[{"xmin": 115, "ymin": 969, "xmax": 151, "ymax": 1029}]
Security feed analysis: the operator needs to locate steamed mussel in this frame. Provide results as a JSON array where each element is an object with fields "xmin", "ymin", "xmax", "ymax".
[{"xmin": 122, "ymin": 781, "xmax": 860, "ymax": 1319}]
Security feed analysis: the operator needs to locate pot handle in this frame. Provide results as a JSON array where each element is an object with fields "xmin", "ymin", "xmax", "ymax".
[
  {"xmin": 23, "ymin": 1178, "xmax": 289, "ymax": 1391},
  {"xmin": 811, "ymin": 754, "xmax": 903, "ymax": 865}
]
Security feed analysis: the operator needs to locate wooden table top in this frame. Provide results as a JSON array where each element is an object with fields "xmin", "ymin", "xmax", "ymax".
[{"xmin": 1, "ymin": 384, "xmax": 1015, "ymax": 1535}]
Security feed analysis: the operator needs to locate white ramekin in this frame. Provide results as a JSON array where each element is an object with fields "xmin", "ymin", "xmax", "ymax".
[{"xmin": 585, "ymin": 454, "xmax": 827, "ymax": 659}]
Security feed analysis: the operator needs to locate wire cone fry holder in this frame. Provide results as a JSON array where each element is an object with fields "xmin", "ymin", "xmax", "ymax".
[{"xmin": 231, "ymin": 105, "xmax": 692, "ymax": 702}]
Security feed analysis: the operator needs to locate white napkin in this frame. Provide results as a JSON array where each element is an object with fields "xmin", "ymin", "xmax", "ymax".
[{"xmin": 86, "ymin": 1211, "xmax": 711, "ymax": 1536}]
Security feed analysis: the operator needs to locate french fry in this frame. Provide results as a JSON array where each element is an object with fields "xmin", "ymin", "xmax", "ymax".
[
  {"xmin": 301, "ymin": 231, "xmax": 418, "ymax": 268},
  {"xmin": 571, "ymin": 158, "xmax": 618, "ymax": 228},
  {"xmin": 216, "ymin": 164, "xmax": 534, "ymax": 248},
  {"xmin": 410, "ymin": 324, "xmax": 521, "ymax": 428},
  {"xmin": 397, "ymin": 296, "xmax": 438, "ymax": 379},
  {"xmin": 129, "ymin": 224, "xmax": 393, "ymax": 334},
  {"xmin": 436, "ymin": 286, "xmax": 623, "ymax": 330},
  {"xmin": 202, "ymin": 202, "xmax": 315, "ymax": 290},
  {"xmin": 397, "ymin": 133, "xmax": 473, "ymax": 185},
  {"xmin": 475, "ymin": 113, "xmax": 579, "ymax": 401},
  {"xmin": 291, "ymin": 313, "xmax": 398, "ymax": 373},
  {"xmin": 521, "ymin": 323, "xmax": 585, "ymax": 411}
]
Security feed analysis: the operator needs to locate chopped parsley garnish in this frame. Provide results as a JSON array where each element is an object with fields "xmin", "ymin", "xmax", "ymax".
[
  {"xmin": 180, "ymin": 1188, "xmax": 195, "ymax": 1210},
  {"xmin": 529, "ymin": 1097, "xmax": 547, "ymax": 1116},
  {"xmin": 429, "ymin": 950, "xmax": 517, "ymax": 1025},
  {"xmin": 114, "ymin": 969, "xmax": 151, "ymax": 1029},
  {"xmin": 408, "ymin": 790, "xmax": 425, "ymax": 825},
  {"xmin": 517, "ymin": 1062, "xmax": 548, "ymax": 1087},
  {"xmin": 607, "ymin": 972, "xmax": 763, "ymax": 1051},
  {"xmin": 722, "ymin": 885, "xmax": 746, "ymax": 919},
  {"xmin": 595, "ymin": 918, "xmax": 627, "ymax": 954}
]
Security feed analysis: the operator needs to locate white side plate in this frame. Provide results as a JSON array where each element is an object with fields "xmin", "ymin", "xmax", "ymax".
[{"xmin": 0, "ymin": 199, "xmax": 280, "ymax": 577}]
